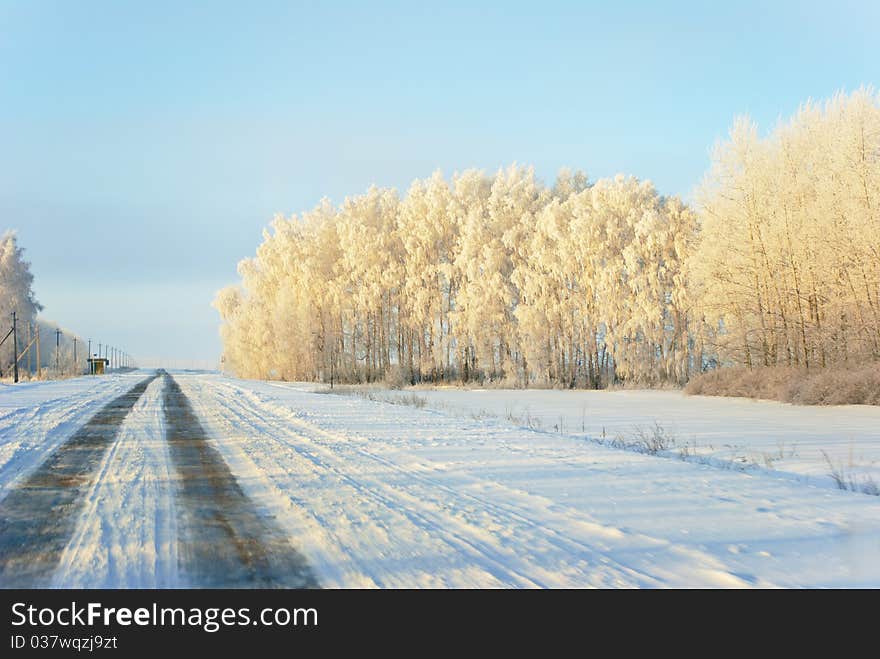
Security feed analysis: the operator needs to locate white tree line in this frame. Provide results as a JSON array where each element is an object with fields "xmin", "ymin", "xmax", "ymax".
[
  {"xmin": 0, "ymin": 232, "xmax": 87, "ymax": 378},
  {"xmin": 215, "ymin": 88, "xmax": 879, "ymax": 387}
]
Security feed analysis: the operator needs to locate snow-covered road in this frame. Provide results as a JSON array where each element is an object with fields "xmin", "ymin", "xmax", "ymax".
[{"xmin": 1, "ymin": 371, "xmax": 878, "ymax": 588}]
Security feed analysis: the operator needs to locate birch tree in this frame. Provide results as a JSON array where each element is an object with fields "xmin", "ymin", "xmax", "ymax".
[
  {"xmin": 215, "ymin": 167, "xmax": 698, "ymax": 386},
  {"xmin": 693, "ymin": 87, "xmax": 880, "ymax": 369}
]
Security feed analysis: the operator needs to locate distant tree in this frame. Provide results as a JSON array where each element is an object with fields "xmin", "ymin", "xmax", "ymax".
[{"xmin": 0, "ymin": 232, "xmax": 42, "ymax": 373}]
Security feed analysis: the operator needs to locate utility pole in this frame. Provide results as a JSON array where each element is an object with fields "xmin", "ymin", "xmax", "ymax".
[
  {"xmin": 26, "ymin": 321, "xmax": 31, "ymax": 377},
  {"xmin": 55, "ymin": 328, "xmax": 61, "ymax": 376},
  {"xmin": 88, "ymin": 339, "xmax": 92, "ymax": 375},
  {"xmin": 12, "ymin": 312, "xmax": 18, "ymax": 384},
  {"xmin": 36, "ymin": 324, "xmax": 41, "ymax": 379},
  {"xmin": 73, "ymin": 337, "xmax": 77, "ymax": 374}
]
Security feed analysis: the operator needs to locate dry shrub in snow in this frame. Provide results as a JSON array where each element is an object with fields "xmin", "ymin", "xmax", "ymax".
[{"xmin": 686, "ymin": 363, "xmax": 880, "ymax": 406}]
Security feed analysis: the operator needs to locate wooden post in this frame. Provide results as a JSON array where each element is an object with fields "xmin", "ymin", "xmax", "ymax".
[
  {"xmin": 12, "ymin": 312, "xmax": 18, "ymax": 383},
  {"xmin": 27, "ymin": 322, "xmax": 32, "ymax": 377}
]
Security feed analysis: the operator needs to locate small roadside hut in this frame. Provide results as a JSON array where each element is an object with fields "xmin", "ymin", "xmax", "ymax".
[{"xmin": 88, "ymin": 357, "xmax": 109, "ymax": 375}]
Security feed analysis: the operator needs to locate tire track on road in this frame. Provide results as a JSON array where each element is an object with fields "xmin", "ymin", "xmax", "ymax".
[
  {"xmin": 0, "ymin": 377, "xmax": 134, "ymax": 500},
  {"xmin": 211, "ymin": 380, "xmax": 754, "ymax": 588},
  {"xmin": 0, "ymin": 374, "xmax": 160, "ymax": 587},
  {"xmin": 161, "ymin": 372, "xmax": 318, "ymax": 588},
  {"xmin": 184, "ymin": 378, "xmax": 559, "ymax": 587}
]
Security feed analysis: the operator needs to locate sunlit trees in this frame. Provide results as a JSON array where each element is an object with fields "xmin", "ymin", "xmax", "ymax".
[
  {"xmin": 512, "ymin": 175, "xmax": 697, "ymax": 387},
  {"xmin": 215, "ymin": 166, "xmax": 697, "ymax": 386},
  {"xmin": 692, "ymin": 87, "xmax": 880, "ymax": 370},
  {"xmin": 216, "ymin": 89, "xmax": 878, "ymax": 389},
  {"xmin": 453, "ymin": 165, "xmax": 546, "ymax": 383},
  {"xmin": 398, "ymin": 171, "xmax": 456, "ymax": 381}
]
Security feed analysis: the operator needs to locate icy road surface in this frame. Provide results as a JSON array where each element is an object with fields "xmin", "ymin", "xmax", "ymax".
[{"xmin": 1, "ymin": 371, "xmax": 878, "ymax": 587}]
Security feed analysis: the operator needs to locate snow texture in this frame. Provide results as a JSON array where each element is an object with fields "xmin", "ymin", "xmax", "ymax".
[{"xmin": 1, "ymin": 371, "xmax": 878, "ymax": 588}]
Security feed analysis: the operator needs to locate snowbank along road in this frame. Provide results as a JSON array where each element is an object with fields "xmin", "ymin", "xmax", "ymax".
[{"xmin": 0, "ymin": 370, "xmax": 878, "ymax": 588}]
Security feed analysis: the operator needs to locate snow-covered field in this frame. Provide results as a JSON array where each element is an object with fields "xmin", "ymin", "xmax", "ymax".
[
  {"xmin": 326, "ymin": 387, "xmax": 880, "ymax": 493},
  {"xmin": 2, "ymin": 371, "xmax": 879, "ymax": 588}
]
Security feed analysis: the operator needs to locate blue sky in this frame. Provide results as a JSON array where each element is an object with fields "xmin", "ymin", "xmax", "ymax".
[{"xmin": 1, "ymin": 1, "xmax": 877, "ymax": 365}]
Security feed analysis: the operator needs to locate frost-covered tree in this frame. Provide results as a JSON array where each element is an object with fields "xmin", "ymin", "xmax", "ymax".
[
  {"xmin": 214, "ymin": 165, "xmax": 699, "ymax": 387},
  {"xmin": 692, "ymin": 87, "xmax": 880, "ymax": 369},
  {"xmin": 0, "ymin": 232, "xmax": 42, "ymax": 374},
  {"xmin": 512, "ymin": 175, "xmax": 697, "ymax": 386},
  {"xmin": 453, "ymin": 165, "xmax": 547, "ymax": 382},
  {"xmin": 0, "ymin": 231, "xmax": 40, "ymax": 321},
  {"xmin": 398, "ymin": 171, "xmax": 457, "ymax": 381}
]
